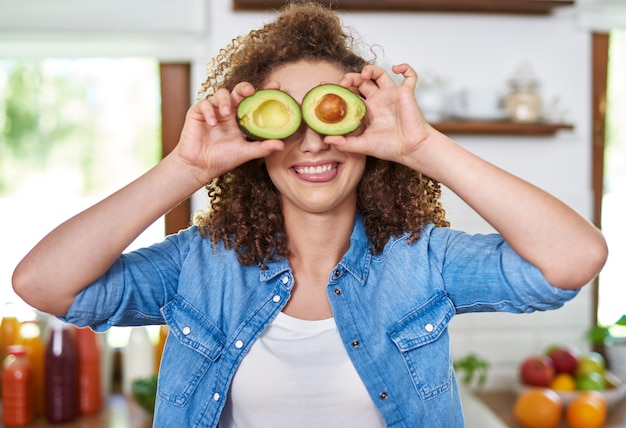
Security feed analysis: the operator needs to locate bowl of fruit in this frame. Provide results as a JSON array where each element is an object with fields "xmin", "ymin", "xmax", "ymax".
[{"xmin": 515, "ymin": 345, "xmax": 626, "ymax": 406}]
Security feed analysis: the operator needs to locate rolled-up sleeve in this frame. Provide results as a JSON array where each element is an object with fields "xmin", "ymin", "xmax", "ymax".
[
  {"xmin": 426, "ymin": 227, "xmax": 579, "ymax": 314},
  {"xmin": 62, "ymin": 228, "xmax": 193, "ymax": 331}
]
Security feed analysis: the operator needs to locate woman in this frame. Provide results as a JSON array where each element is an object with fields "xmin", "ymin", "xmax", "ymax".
[{"xmin": 13, "ymin": 2, "xmax": 607, "ymax": 427}]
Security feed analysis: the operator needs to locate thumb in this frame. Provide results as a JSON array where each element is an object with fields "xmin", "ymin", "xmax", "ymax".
[
  {"xmin": 244, "ymin": 139, "xmax": 285, "ymax": 159},
  {"xmin": 325, "ymin": 134, "xmax": 371, "ymax": 156}
]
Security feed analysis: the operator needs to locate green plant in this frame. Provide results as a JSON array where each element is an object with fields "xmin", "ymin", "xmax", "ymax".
[
  {"xmin": 131, "ymin": 375, "xmax": 158, "ymax": 414},
  {"xmin": 587, "ymin": 314, "xmax": 626, "ymax": 345},
  {"xmin": 453, "ymin": 353, "xmax": 490, "ymax": 389}
]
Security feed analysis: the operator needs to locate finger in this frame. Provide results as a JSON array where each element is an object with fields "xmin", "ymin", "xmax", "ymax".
[
  {"xmin": 210, "ymin": 88, "xmax": 234, "ymax": 117},
  {"xmin": 192, "ymin": 99, "xmax": 219, "ymax": 126},
  {"xmin": 244, "ymin": 139, "xmax": 285, "ymax": 159},
  {"xmin": 325, "ymin": 134, "xmax": 371, "ymax": 156},
  {"xmin": 392, "ymin": 63, "xmax": 418, "ymax": 90},
  {"xmin": 340, "ymin": 72, "xmax": 363, "ymax": 88},
  {"xmin": 231, "ymin": 82, "xmax": 256, "ymax": 104},
  {"xmin": 361, "ymin": 64, "xmax": 397, "ymax": 88},
  {"xmin": 341, "ymin": 71, "xmax": 379, "ymax": 99},
  {"xmin": 263, "ymin": 81, "xmax": 282, "ymax": 90}
]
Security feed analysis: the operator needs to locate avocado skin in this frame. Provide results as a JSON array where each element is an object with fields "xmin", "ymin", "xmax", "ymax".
[
  {"xmin": 301, "ymin": 84, "xmax": 366, "ymax": 136},
  {"xmin": 236, "ymin": 89, "xmax": 302, "ymax": 140}
]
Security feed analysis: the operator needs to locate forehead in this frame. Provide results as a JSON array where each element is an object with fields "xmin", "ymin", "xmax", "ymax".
[{"xmin": 266, "ymin": 60, "xmax": 346, "ymax": 101}]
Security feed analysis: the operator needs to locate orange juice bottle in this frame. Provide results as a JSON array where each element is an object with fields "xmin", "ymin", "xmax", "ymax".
[
  {"xmin": 0, "ymin": 303, "xmax": 22, "ymax": 395},
  {"xmin": 154, "ymin": 325, "xmax": 169, "ymax": 374},
  {"xmin": 19, "ymin": 320, "xmax": 45, "ymax": 416}
]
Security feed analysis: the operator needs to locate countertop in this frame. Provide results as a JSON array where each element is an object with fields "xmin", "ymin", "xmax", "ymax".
[
  {"xmin": 8, "ymin": 389, "xmax": 625, "ymax": 427},
  {"xmin": 474, "ymin": 390, "xmax": 626, "ymax": 427},
  {"xmin": 1, "ymin": 394, "xmax": 152, "ymax": 427}
]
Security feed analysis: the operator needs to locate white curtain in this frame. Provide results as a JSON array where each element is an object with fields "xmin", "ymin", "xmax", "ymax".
[{"xmin": 576, "ymin": 0, "xmax": 626, "ymax": 31}]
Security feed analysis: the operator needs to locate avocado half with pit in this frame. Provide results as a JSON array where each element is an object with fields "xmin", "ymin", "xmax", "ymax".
[
  {"xmin": 237, "ymin": 89, "xmax": 302, "ymax": 140},
  {"xmin": 301, "ymin": 84, "xmax": 366, "ymax": 136}
]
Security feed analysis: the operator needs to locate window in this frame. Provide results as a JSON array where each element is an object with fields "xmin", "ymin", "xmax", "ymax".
[
  {"xmin": 0, "ymin": 58, "xmax": 164, "ymax": 319},
  {"xmin": 598, "ymin": 29, "xmax": 626, "ymax": 329}
]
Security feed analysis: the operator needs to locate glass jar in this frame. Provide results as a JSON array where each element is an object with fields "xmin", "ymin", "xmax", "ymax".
[{"xmin": 505, "ymin": 63, "xmax": 543, "ymax": 123}]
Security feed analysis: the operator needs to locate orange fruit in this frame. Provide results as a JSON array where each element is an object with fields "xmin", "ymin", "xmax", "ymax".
[
  {"xmin": 549, "ymin": 373, "xmax": 576, "ymax": 391},
  {"xmin": 565, "ymin": 391, "xmax": 608, "ymax": 428},
  {"xmin": 513, "ymin": 388, "xmax": 563, "ymax": 428}
]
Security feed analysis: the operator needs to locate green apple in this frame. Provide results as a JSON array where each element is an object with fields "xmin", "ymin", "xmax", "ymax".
[
  {"xmin": 576, "ymin": 352, "xmax": 606, "ymax": 377},
  {"xmin": 576, "ymin": 371, "xmax": 606, "ymax": 391}
]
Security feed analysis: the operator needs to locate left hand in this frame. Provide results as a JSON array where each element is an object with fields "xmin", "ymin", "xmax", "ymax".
[{"xmin": 327, "ymin": 63, "xmax": 436, "ymax": 167}]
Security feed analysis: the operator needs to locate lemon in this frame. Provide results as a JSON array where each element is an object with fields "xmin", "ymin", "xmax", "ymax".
[{"xmin": 549, "ymin": 372, "xmax": 576, "ymax": 391}]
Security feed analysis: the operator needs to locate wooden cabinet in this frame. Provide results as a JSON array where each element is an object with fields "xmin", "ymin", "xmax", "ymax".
[{"xmin": 233, "ymin": 0, "xmax": 575, "ymax": 15}]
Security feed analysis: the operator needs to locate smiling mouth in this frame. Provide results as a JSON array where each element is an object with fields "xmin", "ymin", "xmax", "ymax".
[{"xmin": 294, "ymin": 163, "xmax": 337, "ymax": 175}]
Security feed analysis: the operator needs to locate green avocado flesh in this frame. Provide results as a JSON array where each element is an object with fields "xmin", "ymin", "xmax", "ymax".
[
  {"xmin": 301, "ymin": 84, "xmax": 366, "ymax": 136},
  {"xmin": 237, "ymin": 89, "xmax": 302, "ymax": 140}
]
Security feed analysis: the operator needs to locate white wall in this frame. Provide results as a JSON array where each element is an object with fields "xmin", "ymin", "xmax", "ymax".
[{"xmin": 0, "ymin": 0, "xmax": 597, "ymax": 390}]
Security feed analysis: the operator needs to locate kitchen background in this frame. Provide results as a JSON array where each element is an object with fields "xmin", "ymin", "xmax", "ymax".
[{"xmin": 0, "ymin": 0, "xmax": 624, "ymax": 392}]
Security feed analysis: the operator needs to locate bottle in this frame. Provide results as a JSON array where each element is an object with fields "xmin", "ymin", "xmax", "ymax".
[
  {"xmin": 122, "ymin": 326, "xmax": 154, "ymax": 395},
  {"xmin": 505, "ymin": 62, "xmax": 543, "ymax": 123},
  {"xmin": 154, "ymin": 325, "xmax": 169, "ymax": 374},
  {"xmin": 45, "ymin": 318, "xmax": 78, "ymax": 423},
  {"xmin": 0, "ymin": 302, "xmax": 21, "ymax": 397},
  {"xmin": 75, "ymin": 327, "xmax": 102, "ymax": 415},
  {"xmin": 99, "ymin": 331, "xmax": 114, "ymax": 401},
  {"xmin": 18, "ymin": 320, "xmax": 45, "ymax": 416},
  {"xmin": 2, "ymin": 345, "xmax": 35, "ymax": 426}
]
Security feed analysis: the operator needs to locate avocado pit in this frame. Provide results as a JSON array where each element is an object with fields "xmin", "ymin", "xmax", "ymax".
[{"xmin": 315, "ymin": 93, "xmax": 347, "ymax": 124}]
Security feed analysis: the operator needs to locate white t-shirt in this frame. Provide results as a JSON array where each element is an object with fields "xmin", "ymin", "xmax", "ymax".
[{"xmin": 218, "ymin": 312, "xmax": 386, "ymax": 428}]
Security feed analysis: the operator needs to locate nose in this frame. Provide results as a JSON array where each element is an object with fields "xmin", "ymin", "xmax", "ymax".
[{"xmin": 298, "ymin": 126, "xmax": 330, "ymax": 153}]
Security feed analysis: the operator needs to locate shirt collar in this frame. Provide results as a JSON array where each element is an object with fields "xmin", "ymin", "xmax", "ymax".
[{"xmin": 259, "ymin": 214, "xmax": 372, "ymax": 285}]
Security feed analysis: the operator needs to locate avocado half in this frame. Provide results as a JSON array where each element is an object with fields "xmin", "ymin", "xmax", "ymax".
[
  {"xmin": 237, "ymin": 89, "xmax": 302, "ymax": 140},
  {"xmin": 301, "ymin": 84, "xmax": 366, "ymax": 136}
]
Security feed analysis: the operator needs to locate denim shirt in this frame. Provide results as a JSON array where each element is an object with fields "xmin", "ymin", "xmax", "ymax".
[{"xmin": 64, "ymin": 216, "xmax": 578, "ymax": 427}]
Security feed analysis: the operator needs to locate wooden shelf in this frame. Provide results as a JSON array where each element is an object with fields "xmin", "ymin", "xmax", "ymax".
[
  {"xmin": 233, "ymin": 0, "xmax": 575, "ymax": 15},
  {"xmin": 431, "ymin": 120, "xmax": 574, "ymax": 135}
]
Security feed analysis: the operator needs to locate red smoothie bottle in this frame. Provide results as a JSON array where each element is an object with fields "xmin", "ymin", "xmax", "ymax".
[{"xmin": 45, "ymin": 319, "xmax": 78, "ymax": 423}]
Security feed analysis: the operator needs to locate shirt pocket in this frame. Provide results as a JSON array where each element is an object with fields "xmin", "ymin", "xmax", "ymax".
[
  {"xmin": 387, "ymin": 292, "xmax": 456, "ymax": 401},
  {"xmin": 158, "ymin": 295, "xmax": 226, "ymax": 406}
]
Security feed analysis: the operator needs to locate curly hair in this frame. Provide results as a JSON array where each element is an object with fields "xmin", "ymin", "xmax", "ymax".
[{"xmin": 194, "ymin": 1, "xmax": 449, "ymax": 268}]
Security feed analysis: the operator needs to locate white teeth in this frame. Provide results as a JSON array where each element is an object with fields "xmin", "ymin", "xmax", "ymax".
[{"xmin": 295, "ymin": 164, "xmax": 333, "ymax": 175}]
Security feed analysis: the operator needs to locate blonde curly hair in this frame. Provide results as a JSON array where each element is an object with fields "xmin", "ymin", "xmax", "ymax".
[{"xmin": 194, "ymin": 1, "xmax": 449, "ymax": 268}]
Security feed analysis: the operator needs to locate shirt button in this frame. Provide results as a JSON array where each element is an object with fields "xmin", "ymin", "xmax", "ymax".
[
  {"xmin": 281, "ymin": 276, "xmax": 289, "ymax": 285},
  {"xmin": 424, "ymin": 323, "xmax": 434, "ymax": 333},
  {"xmin": 333, "ymin": 269, "xmax": 341, "ymax": 277},
  {"xmin": 182, "ymin": 326, "xmax": 191, "ymax": 335},
  {"xmin": 272, "ymin": 295, "xmax": 281, "ymax": 303},
  {"xmin": 334, "ymin": 288, "xmax": 342, "ymax": 296},
  {"xmin": 379, "ymin": 391, "xmax": 388, "ymax": 400},
  {"xmin": 234, "ymin": 339, "xmax": 244, "ymax": 349},
  {"xmin": 351, "ymin": 340, "xmax": 360, "ymax": 348},
  {"xmin": 213, "ymin": 392, "xmax": 221, "ymax": 401}
]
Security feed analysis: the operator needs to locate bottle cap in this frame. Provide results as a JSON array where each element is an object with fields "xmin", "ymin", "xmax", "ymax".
[{"xmin": 5, "ymin": 345, "xmax": 27, "ymax": 357}]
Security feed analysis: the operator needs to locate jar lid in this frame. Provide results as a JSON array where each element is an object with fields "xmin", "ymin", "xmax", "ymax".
[{"xmin": 509, "ymin": 62, "xmax": 539, "ymax": 89}]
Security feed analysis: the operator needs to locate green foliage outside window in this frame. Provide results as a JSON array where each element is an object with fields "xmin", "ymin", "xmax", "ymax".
[{"xmin": 0, "ymin": 58, "xmax": 161, "ymax": 196}]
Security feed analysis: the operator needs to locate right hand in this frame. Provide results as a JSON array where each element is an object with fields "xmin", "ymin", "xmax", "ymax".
[{"xmin": 173, "ymin": 82, "xmax": 286, "ymax": 185}]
